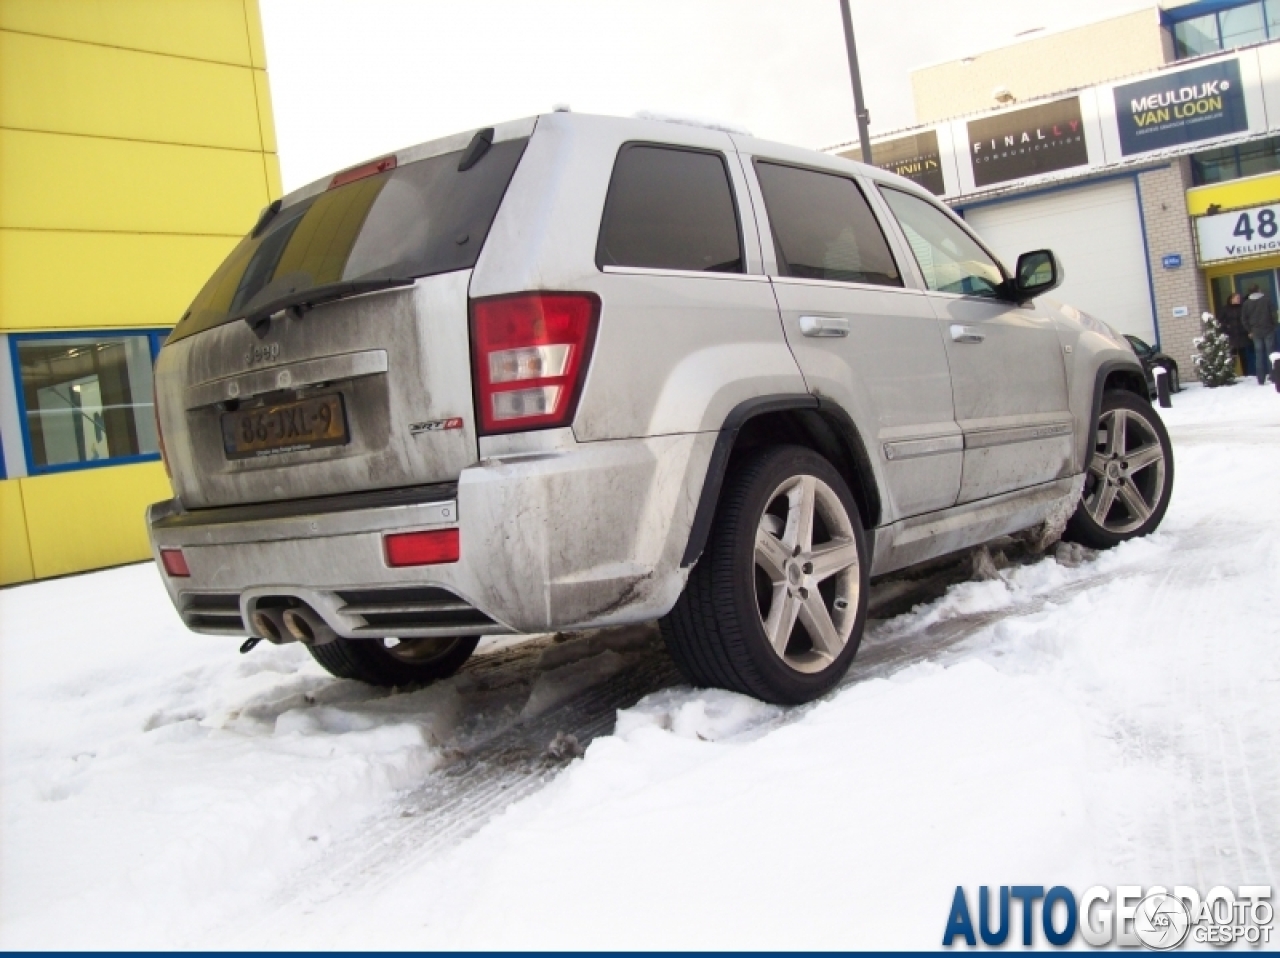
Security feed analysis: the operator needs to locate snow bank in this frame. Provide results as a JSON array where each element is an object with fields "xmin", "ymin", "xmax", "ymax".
[
  {"xmin": 0, "ymin": 568, "xmax": 460, "ymax": 948},
  {"xmin": 263, "ymin": 383, "xmax": 1280, "ymax": 949},
  {"xmin": 3, "ymin": 382, "xmax": 1277, "ymax": 948}
]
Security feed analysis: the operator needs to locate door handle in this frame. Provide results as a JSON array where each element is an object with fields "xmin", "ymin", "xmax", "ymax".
[
  {"xmin": 799, "ymin": 315, "xmax": 850, "ymax": 338},
  {"xmin": 950, "ymin": 324, "xmax": 984, "ymax": 344}
]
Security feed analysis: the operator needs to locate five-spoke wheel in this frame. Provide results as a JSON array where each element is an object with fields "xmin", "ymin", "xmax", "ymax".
[
  {"xmin": 1065, "ymin": 390, "xmax": 1174, "ymax": 549},
  {"xmin": 661, "ymin": 446, "xmax": 869, "ymax": 704},
  {"xmin": 753, "ymin": 474, "xmax": 861, "ymax": 674}
]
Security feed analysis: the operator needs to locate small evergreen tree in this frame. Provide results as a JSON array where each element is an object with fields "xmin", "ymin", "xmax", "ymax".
[{"xmin": 1192, "ymin": 312, "xmax": 1237, "ymax": 387}]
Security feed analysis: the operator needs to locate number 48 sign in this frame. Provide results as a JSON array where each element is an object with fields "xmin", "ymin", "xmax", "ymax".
[{"xmin": 1196, "ymin": 202, "xmax": 1280, "ymax": 264}]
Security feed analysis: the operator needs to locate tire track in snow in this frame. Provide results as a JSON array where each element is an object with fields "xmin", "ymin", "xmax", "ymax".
[
  {"xmin": 250, "ymin": 514, "xmax": 1278, "ymax": 931},
  {"xmin": 245, "ymin": 554, "xmax": 1137, "ymax": 930}
]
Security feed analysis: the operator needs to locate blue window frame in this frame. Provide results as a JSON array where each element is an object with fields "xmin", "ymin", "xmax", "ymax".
[
  {"xmin": 1190, "ymin": 134, "xmax": 1280, "ymax": 183},
  {"xmin": 8, "ymin": 329, "xmax": 170, "ymax": 476}
]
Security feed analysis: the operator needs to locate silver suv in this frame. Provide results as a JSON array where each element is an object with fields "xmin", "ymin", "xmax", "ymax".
[{"xmin": 148, "ymin": 113, "xmax": 1173, "ymax": 704}]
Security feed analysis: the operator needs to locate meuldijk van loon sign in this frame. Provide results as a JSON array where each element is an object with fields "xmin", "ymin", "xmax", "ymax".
[
  {"xmin": 1115, "ymin": 59, "xmax": 1247, "ymax": 156},
  {"xmin": 1196, "ymin": 201, "xmax": 1280, "ymax": 264},
  {"xmin": 967, "ymin": 97, "xmax": 1089, "ymax": 188}
]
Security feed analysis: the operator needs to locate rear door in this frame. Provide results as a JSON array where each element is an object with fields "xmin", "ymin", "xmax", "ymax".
[
  {"xmin": 878, "ymin": 186, "xmax": 1074, "ymax": 504},
  {"xmin": 572, "ymin": 131, "xmax": 798, "ymax": 442},
  {"xmin": 156, "ymin": 125, "xmax": 532, "ymax": 509},
  {"xmin": 742, "ymin": 153, "xmax": 962, "ymax": 521}
]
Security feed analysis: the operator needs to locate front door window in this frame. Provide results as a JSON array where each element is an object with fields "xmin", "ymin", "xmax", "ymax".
[{"xmin": 879, "ymin": 187, "xmax": 1005, "ymax": 297}]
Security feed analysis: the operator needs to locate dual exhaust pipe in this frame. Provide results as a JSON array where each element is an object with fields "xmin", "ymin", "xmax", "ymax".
[{"xmin": 249, "ymin": 603, "xmax": 336, "ymax": 646}]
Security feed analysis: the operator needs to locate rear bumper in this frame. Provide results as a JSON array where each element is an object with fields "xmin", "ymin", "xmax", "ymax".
[{"xmin": 148, "ymin": 433, "xmax": 714, "ymax": 640}]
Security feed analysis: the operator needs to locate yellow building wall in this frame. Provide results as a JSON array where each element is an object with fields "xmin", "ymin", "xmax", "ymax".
[
  {"xmin": 1, "ymin": 0, "xmax": 280, "ymax": 585},
  {"xmin": 18, "ymin": 462, "xmax": 173, "ymax": 579},
  {"xmin": 0, "ymin": 478, "xmax": 34, "ymax": 583}
]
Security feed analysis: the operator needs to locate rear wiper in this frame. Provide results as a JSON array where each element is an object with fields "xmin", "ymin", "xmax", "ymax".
[{"xmin": 235, "ymin": 277, "xmax": 415, "ymax": 330}]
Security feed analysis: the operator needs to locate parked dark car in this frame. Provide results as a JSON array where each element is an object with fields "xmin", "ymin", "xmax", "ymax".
[{"xmin": 1125, "ymin": 334, "xmax": 1181, "ymax": 395}]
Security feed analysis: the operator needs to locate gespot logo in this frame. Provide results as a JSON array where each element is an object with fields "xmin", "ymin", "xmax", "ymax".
[{"xmin": 942, "ymin": 884, "xmax": 1273, "ymax": 949}]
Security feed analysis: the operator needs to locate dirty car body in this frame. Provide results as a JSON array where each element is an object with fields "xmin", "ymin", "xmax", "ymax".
[{"xmin": 148, "ymin": 112, "xmax": 1168, "ymax": 703}]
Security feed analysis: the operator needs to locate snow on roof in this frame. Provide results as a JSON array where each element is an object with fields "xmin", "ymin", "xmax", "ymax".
[{"xmin": 633, "ymin": 110, "xmax": 752, "ymax": 137}]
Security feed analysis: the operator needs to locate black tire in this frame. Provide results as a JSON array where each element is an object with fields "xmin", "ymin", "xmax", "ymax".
[
  {"xmin": 1063, "ymin": 390, "xmax": 1174, "ymax": 550},
  {"xmin": 660, "ymin": 445, "xmax": 869, "ymax": 705},
  {"xmin": 307, "ymin": 635, "xmax": 478, "ymax": 687},
  {"xmin": 1170, "ymin": 365, "xmax": 1182, "ymax": 393}
]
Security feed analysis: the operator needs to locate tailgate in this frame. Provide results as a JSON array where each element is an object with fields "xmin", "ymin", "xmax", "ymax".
[{"xmin": 157, "ymin": 272, "xmax": 477, "ymax": 509}]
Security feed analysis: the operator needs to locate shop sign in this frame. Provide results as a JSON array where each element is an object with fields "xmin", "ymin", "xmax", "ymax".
[
  {"xmin": 967, "ymin": 97, "xmax": 1089, "ymax": 188},
  {"xmin": 1195, "ymin": 201, "xmax": 1280, "ymax": 264},
  {"xmin": 869, "ymin": 130, "xmax": 945, "ymax": 195},
  {"xmin": 1114, "ymin": 59, "xmax": 1247, "ymax": 157}
]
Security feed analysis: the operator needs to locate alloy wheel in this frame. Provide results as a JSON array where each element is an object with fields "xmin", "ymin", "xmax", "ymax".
[
  {"xmin": 752, "ymin": 474, "xmax": 861, "ymax": 674},
  {"xmin": 1083, "ymin": 407, "xmax": 1168, "ymax": 535}
]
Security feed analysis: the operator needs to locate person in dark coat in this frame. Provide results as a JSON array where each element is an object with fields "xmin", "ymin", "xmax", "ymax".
[
  {"xmin": 1219, "ymin": 292, "xmax": 1249, "ymax": 376},
  {"xmin": 1242, "ymin": 284, "xmax": 1279, "ymax": 384}
]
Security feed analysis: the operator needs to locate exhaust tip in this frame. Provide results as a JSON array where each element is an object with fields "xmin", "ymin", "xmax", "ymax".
[
  {"xmin": 250, "ymin": 610, "xmax": 282, "ymax": 642},
  {"xmin": 281, "ymin": 608, "xmax": 316, "ymax": 644}
]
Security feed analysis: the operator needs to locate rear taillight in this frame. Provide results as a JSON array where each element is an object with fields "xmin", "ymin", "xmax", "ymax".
[
  {"xmin": 384, "ymin": 529, "xmax": 460, "ymax": 567},
  {"xmin": 160, "ymin": 549, "xmax": 190, "ymax": 577},
  {"xmin": 470, "ymin": 293, "xmax": 600, "ymax": 435}
]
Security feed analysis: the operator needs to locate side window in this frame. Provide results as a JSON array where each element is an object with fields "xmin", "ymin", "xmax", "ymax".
[
  {"xmin": 597, "ymin": 145, "xmax": 743, "ymax": 273},
  {"xmin": 879, "ymin": 187, "xmax": 1005, "ymax": 298},
  {"xmin": 754, "ymin": 161, "xmax": 902, "ymax": 287}
]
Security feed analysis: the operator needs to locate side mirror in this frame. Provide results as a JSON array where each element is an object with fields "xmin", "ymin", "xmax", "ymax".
[{"xmin": 1012, "ymin": 249, "xmax": 1063, "ymax": 301}]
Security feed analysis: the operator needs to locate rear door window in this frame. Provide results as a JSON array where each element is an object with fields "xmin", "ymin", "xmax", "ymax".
[
  {"xmin": 754, "ymin": 161, "xmax": 902, "ymax": 287},
  {"xmin": 596, "ymin": 145, "xmax": 743, "ymax": 273},
  {"xmin": 172, "ymin": 136, "xmax": 529, "ymax": 344}
]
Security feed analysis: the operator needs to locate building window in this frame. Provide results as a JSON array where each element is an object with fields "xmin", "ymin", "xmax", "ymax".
[
  {"xmin": 1174, "ymin": 12, "xmax": 1224, "ymax": 57},
  {"xmin": 1190, "ymin": 135, "xmax": 1280, "ymax": 184},
  {"xmin": 9, "ymin": 330, "xmax": 167, "ymax": 475},
  {"xmin": 1170, "ymin": 0, "xmax": 1280, "ymax": 58}
]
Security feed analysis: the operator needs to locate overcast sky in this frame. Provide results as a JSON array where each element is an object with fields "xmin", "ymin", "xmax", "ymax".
[{"xmin": 260, "ymin": 0, "xmax": 1148, "ymax": 191}]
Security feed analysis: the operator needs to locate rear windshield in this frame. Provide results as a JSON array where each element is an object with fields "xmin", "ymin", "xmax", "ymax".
[{"xmin": 169, "ymin": 137, "xmax": 529, "ymax": 344}]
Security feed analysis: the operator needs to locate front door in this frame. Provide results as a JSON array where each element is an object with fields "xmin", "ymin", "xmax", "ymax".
[
  {"xmin": 1232, "ymin": 268, "xmax": 1279, "ymax": 305},
  {"xmin": 879, "ymin": 187, "xmax": 1074, "ymax": 504},
  {"xmin": 744, "ymin": 154, "xmax": 962, "ymax": 522}
]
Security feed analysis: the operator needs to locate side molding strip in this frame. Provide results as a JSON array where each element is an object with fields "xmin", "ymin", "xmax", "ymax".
[
  {"xmin": 883, "ymin": 435, "xmax": 963, "ymax": 461},
  {"xmin": 962, "ymin": 420, "xmax": 1073, "ymax": 450}
]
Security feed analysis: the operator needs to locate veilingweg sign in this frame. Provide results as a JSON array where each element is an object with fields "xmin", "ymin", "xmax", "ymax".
[{"xmin": 1195, "ymin": 202, "xmax": 1280, "ymax": 264}]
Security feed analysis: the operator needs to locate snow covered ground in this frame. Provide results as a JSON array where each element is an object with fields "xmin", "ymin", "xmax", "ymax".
[{"xmin": 2, "ymin": 382, "xmax": 1277, "ymax": 949}]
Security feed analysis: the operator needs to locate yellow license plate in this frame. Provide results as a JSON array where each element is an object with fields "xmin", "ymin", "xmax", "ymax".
[{"xmin": 221, "ymin": 393, "xmax": 348, "ymax": 460}]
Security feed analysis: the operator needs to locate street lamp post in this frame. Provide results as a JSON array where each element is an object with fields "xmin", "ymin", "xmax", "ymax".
[{"xmin": 838, "ymin": 0, "xmax": 873, "ymax": 165}]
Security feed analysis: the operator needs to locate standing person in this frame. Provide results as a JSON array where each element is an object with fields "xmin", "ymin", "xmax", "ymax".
[
  {"xmin": 1241, "ymin": 285, "xmax": 1278, "ymax": 384},
  {"xmin": 1219, "ymin": 291, "xmax": 1249, "ymax": 376}
]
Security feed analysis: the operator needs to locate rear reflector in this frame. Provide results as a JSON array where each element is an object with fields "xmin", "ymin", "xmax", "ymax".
[
  {"xmin": 160, "ymin": 549, "xmax": 190, "ymax": 577},
  {"xmin": 384, "ymin": 529, "xmax": 460, "ymax": 567},
  {"xmin": 470, "ymin": 292, "xmax": 600, "ymax": 435},
  {"xmin": 329, "ymin": 155, "xmax": 397, "ymax": 189}
]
